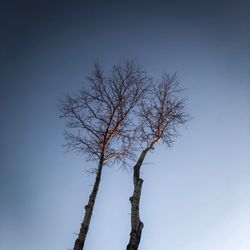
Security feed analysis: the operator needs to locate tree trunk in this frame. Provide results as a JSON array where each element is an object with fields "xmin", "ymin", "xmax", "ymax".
[
  {"xmin": 126, "ymin": 148, "xmax": 149, "ymax": 250},
  {"xmin": 73, "ymin": 158, "xmax": 104, "ymax": 250},
  {"xmin": 126, "ymin": 139, "xmax": 158, "ymax": 250}
]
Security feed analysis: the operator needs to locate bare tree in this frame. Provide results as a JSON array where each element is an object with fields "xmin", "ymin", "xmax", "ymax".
[
  {"xmin": 60, "ymin": 61, "xmax": 148, "ymax": 250},
  {"xmin": 126, "ymin": 74, "xmax": 189, "ymax": 250}
]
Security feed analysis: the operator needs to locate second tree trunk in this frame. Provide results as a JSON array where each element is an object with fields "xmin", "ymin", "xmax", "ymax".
[{"xmin": 127, "ymin": 149, "xmax": 148, "ymax": 250}]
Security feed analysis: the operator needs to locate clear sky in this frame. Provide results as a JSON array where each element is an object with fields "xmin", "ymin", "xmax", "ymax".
[{"xmin": 1, "ymin": 1, "xmax": 250, "ymax": 250}]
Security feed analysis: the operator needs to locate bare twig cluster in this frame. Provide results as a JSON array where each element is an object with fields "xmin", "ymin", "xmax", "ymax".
[
  {"xmin": 138, "ymin": 73, "xmax": 188, "ymax": 147},
  {"xmin": 60, "ymin": 62, "xmax": 148, "ymax": 166}
]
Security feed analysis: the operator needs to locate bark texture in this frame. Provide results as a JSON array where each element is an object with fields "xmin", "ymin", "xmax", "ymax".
[
  {"xmin": 126, "ymin": 142, "xmax": 155, "ymax": 250},
  {"xmin": 73, "ymin": 159, "xmax": 104, "ymax": 250}
]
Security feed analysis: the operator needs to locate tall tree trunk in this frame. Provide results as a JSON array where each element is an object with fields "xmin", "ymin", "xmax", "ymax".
[
  {"xmin": 126, "ymin": 140, "xmax": 157, "ymax": 250},
  {"xmin": 126, "ymin": 148, "xmax": 149, "ymax": 250},
  {"xmin": 73, "ymin": 158, "xmax": 104, "ymax": 250}
]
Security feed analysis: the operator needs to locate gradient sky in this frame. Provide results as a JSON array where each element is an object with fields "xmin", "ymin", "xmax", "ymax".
[{"xmin": 1, "ymin": 1, "xmax": 250, "ymax": 250}]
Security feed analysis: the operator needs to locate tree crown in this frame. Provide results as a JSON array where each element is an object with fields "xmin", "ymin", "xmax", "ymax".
[{"xmin": 60, "ymin": 61, "xmax": 149, "ymax": 166}]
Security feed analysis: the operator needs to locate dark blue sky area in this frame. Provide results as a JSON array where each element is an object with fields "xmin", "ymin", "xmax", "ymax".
[{"xmin": 1, "ymin": 1, "xmax": 250, "ymax": 250}]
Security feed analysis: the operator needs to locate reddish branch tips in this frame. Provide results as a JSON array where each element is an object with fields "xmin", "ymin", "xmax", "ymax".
[
  {"xmin": 138, "ymin": 73, "xmax": 188, "ymax": 148},
  {"xmin": 60, "ymin": 62, "xmax": 188, "ymax": 168},
  {"xmin": 60, "ymin": 61, "xmax": 149, "ymax": 166}
]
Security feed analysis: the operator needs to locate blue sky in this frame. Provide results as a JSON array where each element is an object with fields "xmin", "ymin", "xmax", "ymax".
[{"xmin": 1, "ymin": 1, "xmax": 250, "ymax": 249}]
